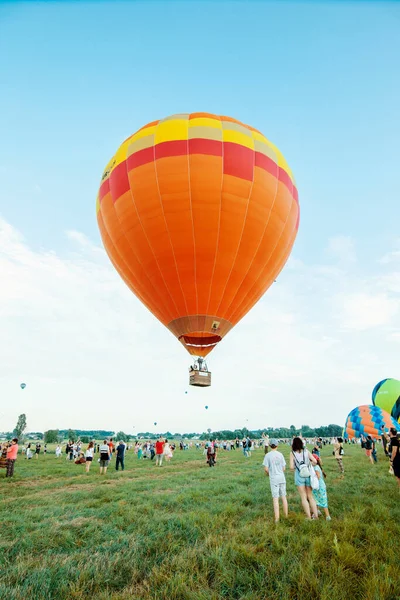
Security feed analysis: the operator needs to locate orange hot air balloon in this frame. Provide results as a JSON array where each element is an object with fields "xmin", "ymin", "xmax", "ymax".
[{"xmin": 96, "ymin": 113, "xmax": 299, "ymax": 366}]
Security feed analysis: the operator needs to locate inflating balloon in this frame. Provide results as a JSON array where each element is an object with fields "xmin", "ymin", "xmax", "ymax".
[
  {"xmin": 20, "ymin": 383, "xmax": 26, "ymax": 390},
  {"xmin": 372, "ymin": 378, "xmax": 400, "ymax": 421},
  {"xmin": 96, "ymin": 113, "xmax": 299, "ymax": 376},
  {"xmin": 344, "ymin": 405, "xmax": 398, "ymax": 439}
]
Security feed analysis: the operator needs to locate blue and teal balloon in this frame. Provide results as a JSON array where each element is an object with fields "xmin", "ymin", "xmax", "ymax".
[
  {"xmin": 344, "ymin": 404, "xmax": 398, "ymax": 439},
  {"xmin": 372, "ymin": 378, "xmax": 400, "ymax": 421}
]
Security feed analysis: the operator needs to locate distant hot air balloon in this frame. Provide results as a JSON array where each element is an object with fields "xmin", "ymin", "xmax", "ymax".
[
  {"xmin": 97, "ymin": 113, "xmax": 299, "ymax": 384},
  {"xmin": 205, "ymin": 405, "xmax": 208, "ymax": 410},
  {"xmin": 372, "ymin": 378, "xmax": 400, "ymax": 421},
  {"xmin": 344, "ymin": 405, "xmax": 398, "ymax": 439},
  {"xmin": 20, "ymin": 383, "xmax": 26, "ymax": 390},
  {"xmin": 154, "ymin": 422, "xmax": 157, "ymax": 426},
  {"xmin": 185, "ymin": 391, "xmax": 188, "ymax": 394}
]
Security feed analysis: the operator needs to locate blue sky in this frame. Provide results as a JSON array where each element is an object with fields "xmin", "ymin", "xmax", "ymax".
[{"xmin": 1, "ymin": 1, "xmax": 400, "ymax": 432}]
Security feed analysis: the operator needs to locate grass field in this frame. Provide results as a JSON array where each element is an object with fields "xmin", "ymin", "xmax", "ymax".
[{"xmin": 0, "ymin": 443, "xmax": 399, "ymax": 600}]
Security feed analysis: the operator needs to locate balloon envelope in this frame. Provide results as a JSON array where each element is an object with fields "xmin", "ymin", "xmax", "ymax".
[
  {"xmin": 154, "ymin": 422, "xmax": 157, "ymax": 426},
  {"xmin": 205, "ymin": 405, "xmax": 208, "ymax": 409},
  {"xmin": 372, "ymin": 378, "xmax": 400, "ymax": 421},
  {"xmin": 20, "ymin": 383, "xmax": 26, "ymax": 389},
  {"xmin": 97, "ymin": 113, "xmax": 299, "ymax": 358},
  {"xmin": 344, "ymin": 405, "xmax": 398, "ymax": 439}
]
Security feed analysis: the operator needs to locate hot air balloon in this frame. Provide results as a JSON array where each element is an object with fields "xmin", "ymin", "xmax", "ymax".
[
  {"xmin": 154, "ymin": 422, "xmax": 157, "ymax": 426},
  {"xmin": 372, "ymin": 378, "xmax": 400, "ymax": 421},
  {"xmin": 205, "ymin": 405, "xmax": 208, "ymax": 410},
  {"xmin": 20, "ymin": 383, "xmax": 26, "ymax": 390},
  {"xmin": 97, "ymin": 113, "xmax": 299, "ymax": 387},
  {"xmin": 344, "ymin": 405, "xmax": 398, "ymax": 439}
]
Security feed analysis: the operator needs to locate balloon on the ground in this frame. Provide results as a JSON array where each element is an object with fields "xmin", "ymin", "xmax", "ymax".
[
  {"xmin": 372, "ymin": 378, "xmax": 400, "ymax": 421},
  {"xmin": 344, "ymin": 405, "xmax": 398, "ymax": 439},
  {"xmin": 20, "ymin": 383, "xmax": 26, "ymax": 389},
  {"xmin": 97, "ymin": 113, "xmax": 299, "ymax": 359}
]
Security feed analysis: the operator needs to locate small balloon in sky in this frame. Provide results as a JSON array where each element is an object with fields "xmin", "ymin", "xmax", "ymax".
[
  {"xmin": 185, "ymin": 391, "xmax": 188, "ymax": 394},
  {"xmin": 20, "ymin": 383, "xmax": 26, "ymax": 390},
  {"xmin": 154, "ymin": 422, "xmax": 157, "ymax": 426},
  {"xmin": 205, "ymin": 405, "xmax": 208, "ymax": 410}
]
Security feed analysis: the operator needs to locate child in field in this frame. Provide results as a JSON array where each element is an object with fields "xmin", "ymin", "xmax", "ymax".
[
  {"xmin": 312, "ymin": 455, "xmax": 331, "ymax": 521},
  {"xmin": 262, "ymin": 439, "xmax": 288, "ymax": 523}
]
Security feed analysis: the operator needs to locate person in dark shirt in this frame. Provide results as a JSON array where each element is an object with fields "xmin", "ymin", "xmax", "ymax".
[
  {"xmin": 115, "ymin": 441, "xmax": 126, "ymax": 471},
  {"xmin": 389, "ymin": 427, "xmax": 400, "ymax": 486}
]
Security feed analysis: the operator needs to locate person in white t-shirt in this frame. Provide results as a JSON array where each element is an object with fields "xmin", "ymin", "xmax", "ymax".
[{"xmin": 262, "ymin": 439, "xmax": 288, "ymax": 523}]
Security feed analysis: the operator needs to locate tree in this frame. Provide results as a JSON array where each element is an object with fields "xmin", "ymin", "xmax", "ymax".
[
  {"xmin": 13, "ymin": 414, "xmax": 27, "ymax": 439},
  {"xmin": 115, "ymin": 431, "xmax": 128, "ymax": 442},
  {"xmin": 80, "ymin": 436, "xmax": 90, "ymax": 444},
  {"xmin": 44, "ymin": 429, "xmax": 59, "ymax": 443},
  {"xmin": 67, "ymin": 429, "xmax": 76, "ymax": 440}
]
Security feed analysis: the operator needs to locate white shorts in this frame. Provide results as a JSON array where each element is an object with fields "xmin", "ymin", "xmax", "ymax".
[{"xmin": 270, "ymin": 481, "xmax": 286, "ymax": 498}]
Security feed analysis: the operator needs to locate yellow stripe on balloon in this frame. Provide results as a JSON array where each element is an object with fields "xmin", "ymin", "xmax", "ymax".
[
  {"xmin": 222, "ymin": 128, "xmax": 254, "ymax": 150},
  {"xmin": 155, "ymin": 118, "xmax": 189, "ymax": 144},
  {"xmin": 189, "ymin": 117, "xmax": 223, "ymax": 130}
]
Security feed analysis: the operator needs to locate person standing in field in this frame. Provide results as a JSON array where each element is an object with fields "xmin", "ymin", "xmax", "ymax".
[
  {"xmin": 85, "ymin": 441, "xmax": 95, "ymax": 473},
  {"xmin": 115, "ymin": 440, "xmax": 126, "ymax": 471},
  {"xmin": 6, "ymin": 438, "xmax": 19, "ymax": 478},
  {"xmin": 389, "ymin": 428, "xmax": 400, "ymax": 487},
  {"xmin": 380, "ymin": 425, "xmax": 390, "ymax": 457},
  {"xmin": 333, "ymin": 437, "xmax": 345, "ymax": 475},
  {"xmin": 55, "ymin": 444, "xmax": 62, "ymax": 458},
  {"xmin": 108, "ymin": 438, "xmax": 114, "ymax": 460},
  {"xmin": 155, "ymin": 438, "xmax": 165, "ymax": 466},
  {"xmin": 99, "ymin": 440, "xmax": 110, "ymax": 475},
  {"xmin": 163, "ymin": 439, "xmax": 173, "ymax": 462},
  {"xmin": 290, "ymin": 437, "xmax": 319, "ymax": 520},
  {"xmin": 312, "ymin": 455, "xmax": 331, "ymax": 521},
  {"xmin": 262, "ymin": 439, "xmax": 288, "ymax": 523},
  {"xmin": 35, "ymin": 442, "xmax": 41, "ymax": 459},
  {"xmin": 364, "ymin": 436, "xmax": 374, "ymax": 464}
]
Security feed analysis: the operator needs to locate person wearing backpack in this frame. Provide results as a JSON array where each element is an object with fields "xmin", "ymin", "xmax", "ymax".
[
  {"xmin": 289, "ymin": 437, "xmax": 319, "ymax": 520},
  {"xmin": 99, "ymin": 440, "xmax": 110, "ymax": 475}
]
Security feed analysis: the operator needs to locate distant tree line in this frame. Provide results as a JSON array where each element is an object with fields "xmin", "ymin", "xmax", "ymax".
[
  {"xmin": 1, "ymin": 423, "xmax": 343, "ymax": 443},
  {"xmin": 198, "ymin": 424, "xmax": 343, "ymax": 441}
]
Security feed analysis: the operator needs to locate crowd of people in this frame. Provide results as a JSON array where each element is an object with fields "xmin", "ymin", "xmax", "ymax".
[{"xmin": 1, "ymin": 429, "xmax": 399, "ymax": 520}]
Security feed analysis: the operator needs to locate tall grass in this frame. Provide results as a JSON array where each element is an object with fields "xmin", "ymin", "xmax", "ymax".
[{"xmin": 0, "ymin": 443, "xmax": 399, "ymax": 599}]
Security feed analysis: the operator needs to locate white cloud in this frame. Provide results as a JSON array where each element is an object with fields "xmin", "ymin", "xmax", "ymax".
[
  {"xmin": 327, "ymin": 235, "xmax": 357, "ymax": 264},
  {"xmin": 1, "ymin": 219, "xmax": 400, "ymax": 434},
  {"xmin": 334, "ymin": 292, "xmax": 398, "ymax": 330}
]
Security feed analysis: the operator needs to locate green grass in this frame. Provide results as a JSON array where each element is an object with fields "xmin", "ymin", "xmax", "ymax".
[{"xmin": 0, "ymin": 444, "xmax": 399, "ymax": 600}]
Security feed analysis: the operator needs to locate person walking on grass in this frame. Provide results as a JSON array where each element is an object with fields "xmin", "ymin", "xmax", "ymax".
[
  {"xmin": 312, "ymin": 455, "xmax": 331, "ymax": 521},
  {"xmin": 85, "ymin": 441, "xmax": 95, "ymax": 473},
  {"xmin": 99, "ymin": 440, "xmax": 110, "ymax": 475},
  {"xmin": 364, "ymin": 435, "xmax": 375, "ymax": 464},
  {"xmin": 262, "ymin": 439, "xmax": 288, "ymax": 523},
  {"xmin": 35, "ymin": 442, "xmax": 41, "ymax": 459},
  {"xmin": 5, "ymin": 438, "xmax": 19, "ymax": 478},
  {"xmin": 290, "ymin": 436, "xmax": 319, "ymax": 520},
  {"xmin": 155, "ymin": 437, "xmax": 165, "ymax": 466},
  {"xmin": 333, "ymin": 437, "xmax": 345, "ymax": 475},
  {"xmin": 115, "ymin": 440, "xmax": 126, "ymax": 471}
]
